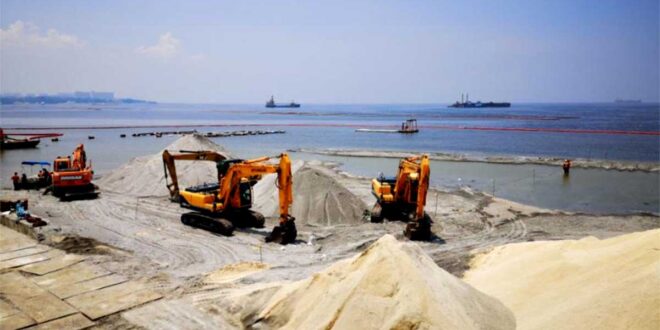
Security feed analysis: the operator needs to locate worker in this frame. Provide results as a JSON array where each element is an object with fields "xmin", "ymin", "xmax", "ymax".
[
  {"xmin": 562, "ymin": 159, "xmax": 572, "ymax": 176},
  {"xmin": 11, "ymin": 172, "xmax": 20, "ymax": 190},
  {"xmin": 21, "ymin": 173, "xmax": 29, "ymax": 190},
  {"xmin": 37, "ymin": 169, "xmax": 45, "ymax": 185},
  {"xmin": 43, "ymin": 169, "xmax": 51, "ymax": 185}
]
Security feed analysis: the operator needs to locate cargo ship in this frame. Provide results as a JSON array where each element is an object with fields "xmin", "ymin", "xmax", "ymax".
[
  {"xmin": 449, "ymin": 93, "xmax": 510, "ymax": 108},
  {"xmin": 265, "ymin": 96, "xmax": 300, "ymax": 108}
]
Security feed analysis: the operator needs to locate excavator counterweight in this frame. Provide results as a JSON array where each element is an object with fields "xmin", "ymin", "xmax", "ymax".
[
  {"xmin": 162, "ymin": 150, "xmax": 297, "ymax": 244},
  {"xmin": 370, "ymin": 154, "xmax": 433, "ymax": 241}
]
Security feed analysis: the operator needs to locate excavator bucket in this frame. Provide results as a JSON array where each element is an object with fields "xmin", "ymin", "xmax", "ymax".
[
  {"xmin": 265, "ymin": 217, "xmax": 297, "ymax": 245},
  {"xmin": 404, "ymin": 214, "xmax": 432, "ymax": 241}
]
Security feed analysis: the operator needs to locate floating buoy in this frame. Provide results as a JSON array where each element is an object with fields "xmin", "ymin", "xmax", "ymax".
[{"xmin": 51, "ymin": 138, "xmax": 59, "ymax": 142}]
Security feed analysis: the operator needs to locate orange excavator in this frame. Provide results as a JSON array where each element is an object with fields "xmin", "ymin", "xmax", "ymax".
[
  {"xmin": 48, "ymin": 144, "xmax": 99, "ymax": 200},
  {"xmin": 370, "ymin": 154, "xmax": 433, "ymax": 240},
  {"xmin": 162, "ymin": 150, "xmax": 296, "ymax": 244}
]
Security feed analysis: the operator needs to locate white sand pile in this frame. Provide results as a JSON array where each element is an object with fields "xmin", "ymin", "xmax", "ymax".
[
  {"xmin": 99, "ymin": 134, "xmax": 231, "ymax": 197},
  {"xmin": 253, "ymin": 163, "xmax": 367, "ymax": 226},
  {"xmin": 463, "ymin": 229, "xmax": 660, "ymax": 330},
  {"xmin": 221, "ymin": 235, "xmax": 515, "ymax": 330},
  {"xmin": 204, "ymin": 262, "xmax": 270, "ymax": 284}
]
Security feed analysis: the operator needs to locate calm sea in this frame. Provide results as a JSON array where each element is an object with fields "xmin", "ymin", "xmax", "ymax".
[{"xmin": 1, "ymin": 102, "xmax": 658, "ymax": 214}]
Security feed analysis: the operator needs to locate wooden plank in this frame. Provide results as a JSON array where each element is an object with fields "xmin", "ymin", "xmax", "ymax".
[
  {"xmin": 0, "ymin": 250, "xmax": 62, "ymax": 271},
  {"xmin": 50, "ymin": 274, "xmax": 127, "ymax": 299},
  {"xmin": 30, "ymin": 313, "xmax": 94, "ymax": 330},
  {"xmin": 0, "ymin": 272, "xmax": 46, "ymax": 297},
  {"xmin": 0, "ymin": 312, "xmax": 36, "ymax": 330},
  {"xmin": 32, "ymin": 262, "xmax": 110, "ymax": 288},
  {"xmin": 0, "ymin": 299, "xmax": 19, "ymax": 319},
  {"xmin": 0, "ymin": 228, "xmax": 35, "ymax": 254},
  {"xmin": 0, "ymin": 240, "xmax": 36, "ymax": 255},
  {"xmin": 66, "ymin": 281, "xmax": 162, "ymax": 320},
  {"xmin": 7, "ymin": 292, "xmax": 77, "ymax": 323},
  {"xmin": 0, "ymin": 246, "xmax": 50, "ymax": 262},
  {"xmin": 20, "ymin": 254, "xmax": 86, "ymax": 276}
]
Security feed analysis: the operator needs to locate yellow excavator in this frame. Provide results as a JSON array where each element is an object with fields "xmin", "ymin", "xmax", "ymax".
[
  {"xmin": 162, "ymin": 150, "xmax": 296, "ymax": 244},
  {"xmin": 370, "ymin": 154, "xmax": 433, "ymax": 240}
]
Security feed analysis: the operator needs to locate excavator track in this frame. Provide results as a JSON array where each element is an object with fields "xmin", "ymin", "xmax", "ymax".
[
  {"xmin": 230, "ymin": 210, "xmax": 266, "ymax": 229},
  {"xmin": 181, "ymin": 212, "xmax": 235, "ymax": 236}
]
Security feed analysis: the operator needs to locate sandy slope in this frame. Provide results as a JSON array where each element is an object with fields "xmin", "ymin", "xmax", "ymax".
[
  {"xmin": 463, "ymin": 229, "xmax": 660, "ymax": 330},
  {"xmin": 218, "ymin": 235, "xmax": 515, "ymax": 330},
  {"xmin": 98, "ymin": 134, "xmax": 231, "ymax": 197}
]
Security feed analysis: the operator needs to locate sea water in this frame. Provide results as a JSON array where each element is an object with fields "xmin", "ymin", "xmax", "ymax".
[{"xmin": 1, "ymin": 102, "xmax": 658, "ymax": 213}]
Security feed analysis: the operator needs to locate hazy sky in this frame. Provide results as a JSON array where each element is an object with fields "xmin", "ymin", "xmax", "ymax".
[{"xmin": 1, "ymin": 0, "xmax": 658, "ymax": 103}]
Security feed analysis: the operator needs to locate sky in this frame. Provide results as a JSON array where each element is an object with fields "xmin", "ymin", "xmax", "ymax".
[{"xmin": 1, "ymin": 0, "xmax": 658, "ymax": 103}]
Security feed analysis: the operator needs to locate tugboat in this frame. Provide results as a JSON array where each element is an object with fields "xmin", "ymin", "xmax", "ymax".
[
  {"xmin": 449, "ymin": 93, "xmax": 510, "ymax": 108},
  {"xmin": 266, "ymin": 96, "xmax": 300, "ymax": 108}
]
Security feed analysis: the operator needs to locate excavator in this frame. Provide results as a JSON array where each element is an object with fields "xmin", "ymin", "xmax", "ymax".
[
  {"xmin": 162, "ymin": 150, "xmax": 296, "ymax": 244},
  {"xmin": 370, "ymin": 154, "xmax": 433, "ymax": 241},
  {"xmin": 48, "ymin": 144, "xmax": 99, "ymax": 200}
]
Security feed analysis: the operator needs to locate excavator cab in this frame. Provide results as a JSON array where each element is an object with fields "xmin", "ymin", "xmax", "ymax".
[
  {"xmin": 53, "ymin": 157, "xmax": 71, "ymax": 171},
  {"xmin": 371, "ymin": 155, "xmax": 433, "ymax": 241}
]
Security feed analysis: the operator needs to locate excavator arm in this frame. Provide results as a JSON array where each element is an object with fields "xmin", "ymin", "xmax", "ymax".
[
  {"xmin": 162, "ymin": 150, "xmax": 228, "ymax": 201},
  {"xmin": 72, "ymin": 144, "xmax": 88, "ymax": 170},
  {"xmin": 415, "ymin": 155, "xmax": 430, "ymax": 219}
]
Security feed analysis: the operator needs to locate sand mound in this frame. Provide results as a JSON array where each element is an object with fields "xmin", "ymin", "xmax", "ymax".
[
  {"xmin": 223, "ymin": 235, "xmax": 515, "ymax": 330},
  {"xmin": 99, "ymin": 134, "xmax": 231, "ymax": 197},
  {"xmin": 463, "ymin": 229, "xmax": 660, "ymax": 330},
  {"xmin": 253, "ymin": 164, "xmax": 367, "ymax": 226},
  {"xmin": 204, "ymin": 262, "xmax": 270, "ymax": 284}
]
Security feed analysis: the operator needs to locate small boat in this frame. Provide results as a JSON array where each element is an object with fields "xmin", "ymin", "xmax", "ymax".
[
  {"xmin": 1, "ymin": 139, "xmax": 40, "ymax": 149},
  {"xmin": 120, "ymin": 134, "xmax": 126, "ymax": 138},
  {"xmin": 88, "ymin": 136, "xmax": 95, "ymax": 140},
  {"xmin": 51, "ymin": 138, "xmax": 59, "ymax": 142},
  {"xmin": 398, "ymin": 119, "xmax": 419, "ymax": 133}
]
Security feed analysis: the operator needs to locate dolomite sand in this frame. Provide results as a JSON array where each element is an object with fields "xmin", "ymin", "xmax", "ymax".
[
  {"xmin": 215, "ymin": 235, "xmax": 515, "ymax": 330},
  {"xmin": 99, "ymin": 134, "xmax": 367, "ymax": 225},
  {"xmin": 2, "ymin": 134, "xmax": 658, "ymax": 328},
  {"xmin": 98, "ymin": 134, "xmax": 231, "ymax": 197},
  {"xmin": 463, "ymin": 229, "xmax": 660, "ymax": 330}
]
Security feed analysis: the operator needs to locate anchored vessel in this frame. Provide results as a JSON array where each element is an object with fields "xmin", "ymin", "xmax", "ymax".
[
  {"xmin": 266, "ymin": 96, "xmax": 300, "ymax": 108},
  {"xmin": 449, "ymin": 93, "xmax": 510, "ymax": 108}
]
